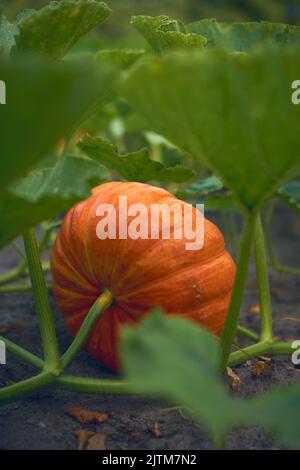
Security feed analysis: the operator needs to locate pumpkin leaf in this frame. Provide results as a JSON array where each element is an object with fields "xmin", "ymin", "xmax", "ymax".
[
  {"xmin": 176, "ymin": 176, "xmax": 223, "ymax": 199},
  {"xmin": 121, "ymin": 310, "xmax": 239, "ymax": 437},
  {"xmin": 131, "ymin": 15, "xmax": 206, "ymax": 54},
  {"xmin": 0, "ymin": 14, "xmax": 18, "ymax": 58},
  {"xmin": 121, "ymin": 311, "xmax": 300, "ymax": 448},
  {"xmin": 187, "ymin": 18, "xmax": 300, "ymax": 52},
  {"xmin": 203, "ymin": 193, "xmax": 238, "ymax": 213},
  {"xmin": 13, "ymin": 0, "xmax": 111, "ymax": 60},
  {"xmin": 0, "ymin": 155, "xmax": 107, "ymax": 248},
  {"xmin": 0, "ymin": 56, "xmax": 113, "ymax": 199},
  {"xmin": 96, "ymin": 49, "xmax": 144, "ymax": 69},
  {"xmin": 277, "ymin": 179, "xmax": 300, "ymax": 214},
  {"xmin": 247, "ymin": 382, "xmax": 300, "ymax": 449},
  {"xmin": 78, "ymin": 134, "xmax": 195, "ymax": 183},
  {"xmin": 120, "ymin": 47, "xmax": 300, "ymax": 212}
]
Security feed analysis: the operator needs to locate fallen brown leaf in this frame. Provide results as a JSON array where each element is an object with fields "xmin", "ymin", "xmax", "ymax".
[
  {"xmin": 0, "ymin": 324, "xmax": 7, "ymax": 334},
  {"xmin": 86, "ymin": 432, "xmax": 107, "ymax": 450},
  {"xmin": 248, "ymin": 305, "xmax": 261, "ymax": 314},
  {"xmin": 65, "ymin": 406, "xmax": 109, "ymax": 425},
  {"xmin": 128, "ymin": 433, "xmax": 142, "ymax": 443},
  {"xmin": 74, "ymin": 429, "xmax": 94, "ymax": 450},
  {"xmin": 251, "ymin": 360, "xmax": 271, "ymax": 377},
  {"xmin": 147, "ymin": 422, "xmax": 162, "ymax": 438},
  {"xmin": 226, "ymin": 367, "xmax": 241, "ymax": 391}
]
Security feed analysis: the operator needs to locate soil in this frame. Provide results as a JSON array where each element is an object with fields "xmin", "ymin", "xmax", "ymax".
[{"xmin": 1, "ymin": 204, "xmax": 300, "ymax": 450}]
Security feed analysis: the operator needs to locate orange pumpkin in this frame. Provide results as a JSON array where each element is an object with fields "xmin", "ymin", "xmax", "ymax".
[{"xmin": 51, "ymin": 182, "xmax": 236, "ymax": 371}]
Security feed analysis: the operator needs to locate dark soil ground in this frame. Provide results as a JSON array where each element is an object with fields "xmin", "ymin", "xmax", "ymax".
[{"xmin": 1, "ymin": 205, "xmax": 300, "ymax": 450}]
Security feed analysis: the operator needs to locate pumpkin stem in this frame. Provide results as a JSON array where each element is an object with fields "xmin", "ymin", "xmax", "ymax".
[{"xmin": 61, "ymin": 289, "xmax": 113, "ymax": 370}]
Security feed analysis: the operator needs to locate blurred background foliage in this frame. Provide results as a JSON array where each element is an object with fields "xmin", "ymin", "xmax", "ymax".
[{"xmin": 1, "ymin": 1, "xmax": 300, "ymax": 47}]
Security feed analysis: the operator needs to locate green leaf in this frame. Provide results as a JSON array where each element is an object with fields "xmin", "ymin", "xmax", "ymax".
[
  {"xmin": 0, "ymin": 155, "xmax": 107, "ymax": 248},
  {"xmin": 121, "ymin": 311, "xmax": 300, "ymax": 448},
  {"xmin": 78, "ymin": 134, "xmax": 195, "ymax": 183},
  {"xmin": 13, "ymin": 0, "xmax": 111, "ymax": 60},
  {"xmin": 277, "ymin": 180, "xmax": 300, "ymax": 214},
  {"xmin": 176, "ymin": 176, "xmax": 223, "ymax": 199},
  {"xmin": 203, "ymin": 193, "xmax": 238, "ymax": 213},
  {"xmin": 121, "ymin": 310, "xmax": 238, "ymax": 436},
  {"xmin": 96, "ymin": 49, "xmax": 144, "ymax": 70},
  {"xmin": 0, "ymin": 15, "xmax": 18, "ymax": 58},
  {"xmin": 0, "ymin": 56, "xmax": 114, "ymax": 197},
  {"xmin": 187, "ymin": 19, "xmax": 300, "ymax": 52},
  {"xmin": 248, "ymin": 383, "xmax": 300, "ymax": 449},
  {"xmin": 120, "ymin": 47, "xmax": 300, "ymax": 212},
  {"xmin": 131, "ymin": 15, "xmax": 206, "ymax": 54}
]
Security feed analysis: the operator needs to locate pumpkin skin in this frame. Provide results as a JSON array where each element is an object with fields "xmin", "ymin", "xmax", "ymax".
[{"xmin": 51, "ymin": 182, "xmax": 236, "ymax": 371}]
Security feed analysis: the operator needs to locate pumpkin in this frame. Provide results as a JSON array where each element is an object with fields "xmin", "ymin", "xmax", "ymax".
[{"xmin": 51, "ymin": 182, "xmax": 236, "ymax": 371}]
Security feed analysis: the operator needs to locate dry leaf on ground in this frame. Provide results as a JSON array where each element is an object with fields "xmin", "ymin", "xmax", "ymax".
[
  {"xmin": 250, "ymin": 360, "xmax": 271, "ymax": 377},
  {"xmin": 248, "ymin": 305, "xmax": 261, "ymax": 314},
  {"xmin": 226, "ymin": 367, "xmax": 241, "ymax": 391},
  {"xmin": 74, "ymin": 429, "xmax": 95, "ymax": 450},
  {"xmin": 65, "ymin": 406, "xmax": 109, "ymax": 424},
  {"xmin": 86, "ymin": 433, "xmax": 107, "ymax": 450},
  {"xmin": 147, "ymin": 422, "xmax": 162, "ymax": 438}
]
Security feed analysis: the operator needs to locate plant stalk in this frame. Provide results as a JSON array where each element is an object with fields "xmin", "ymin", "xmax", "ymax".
[
  {"xmin": 61, "ymin": 289, "xmax": 113, "ymax": 370},
  {"xmin": 220, "ymin": 213, "xmax": 255, "ymax": 371},
  {"xmin": 254, "ymin": 214, "xmax": 273, "ymax": 341},
  {"xmin": 23, "ymin": 229, "xmax": 60, "ymax": 373}
]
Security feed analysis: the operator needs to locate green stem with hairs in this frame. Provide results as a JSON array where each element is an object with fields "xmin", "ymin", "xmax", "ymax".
[
  {"xmin": 23, "ymin": 229, "xmax": 60, "ymax": 373},
  {"xmin": 0, "ymin": 373, "xmax": 55, "ymax": 405},
  {"xmin": 254, "ymin": 214, "xmax": 273, "ymax": 341},
  {"xmin": 227, "ymin": 340, "xmax": 294, "ymax": 367},
  {"xmin": 61, "ymin": 289, "xmax": 113, "ymax": 370},
  {"xmin": 220, "ymin": 213, "xmax": 255, "ymax": 370}
]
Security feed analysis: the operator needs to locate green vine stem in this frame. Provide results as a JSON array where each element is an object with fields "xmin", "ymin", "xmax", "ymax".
[
  {"xmin": 237, "ymin": 325, "xmax": 259, "ymax": 342},
  {"xmin": 264, "ymin": 201, "xmax": 300, "ymax": 277},
  {"xmin": 0, "ymin": 336, "xmax": 43, "ymax": 369},
  {"xmin": 227, "ymin": 340, "xmax": 294, "ymax": 367},
  {"xmin": 220, "ymin": 213, "xmax": 255, "ymax": 370},
  {"xmin": 0, "ymin": 282, "xmax": 51, "ymax": 293},
  {"xmin": 61, "ymin": 289, "xmax": 113, "ymax": 370},
  {"xmin": 57, "ymin": 375, "xmax": 132, "ymax": 394},
  {"xmin": 23, "ymin": 229, "xmax": 61, "ymax": 373},
  {"xmin": 0, "ymin": 259, "xmax": 27, "ymax": 286},
  {"xmin": 0, "ymin": 373, "xmax": 54, "ymax": 405},
  {"xmin": 254, "ymin": 214, "xmax": 273, "ymax": 341}
]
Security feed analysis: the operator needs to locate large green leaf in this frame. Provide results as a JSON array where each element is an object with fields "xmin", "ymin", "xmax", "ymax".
[
  {"xmin": 187, "ymin": 19, "xmax": 300, "ymax": 52},
  {"xmin": 0, "ymin": 56, "xmax": 113, "ymax": 196},
  {"xmin": 122, "ymin": 311, "xmax": 300, "ymax": 448},
  {"xmin": 131, "ymin": 15, "xmax": 206, "ymax": 54},
  {"xmin": 0, "ymin": 155, "xmax": 107, "ymax": 248},
  {"xmin": 121, "ymin": 310, "xmax": 238, "ymax": 437},
  {"xmin": 13, "ymin": 1, "xmax": 111, "ymax": 60},
  {"xmin": 120, "ymin": 47, "xmax": 300, "ymax": 212},
  {"xmin": 0, "ymin": 15, "xmax": 18, "ymax": 58},
  {"xmin": 78, "ymin": 134, "xmax": 195, "ymax": 183}
]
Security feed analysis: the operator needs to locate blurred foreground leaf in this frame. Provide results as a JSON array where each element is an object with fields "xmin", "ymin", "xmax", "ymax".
[
  {"xmin": 122, "ymin": 312, "xmax": 300, "ymax": 448},
  {"xmin": 0, "ymin": 155, "xmax": 107, "ymax": 248},
  {"xmin": 0, "ymin": 56, "xmax": 113, "ymax": 197},
  {"xmin": 78, "ymin": 134, "xmax": 195, "ymax": 183},
  {"xmin": 121, "ymin": 47, "xmax": 300, "ymax": 212}
]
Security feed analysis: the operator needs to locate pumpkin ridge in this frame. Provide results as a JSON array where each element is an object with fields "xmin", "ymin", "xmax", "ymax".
[{"xmin": 115, "ymin": 244, "xmax": 230, "ymax": 301}]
